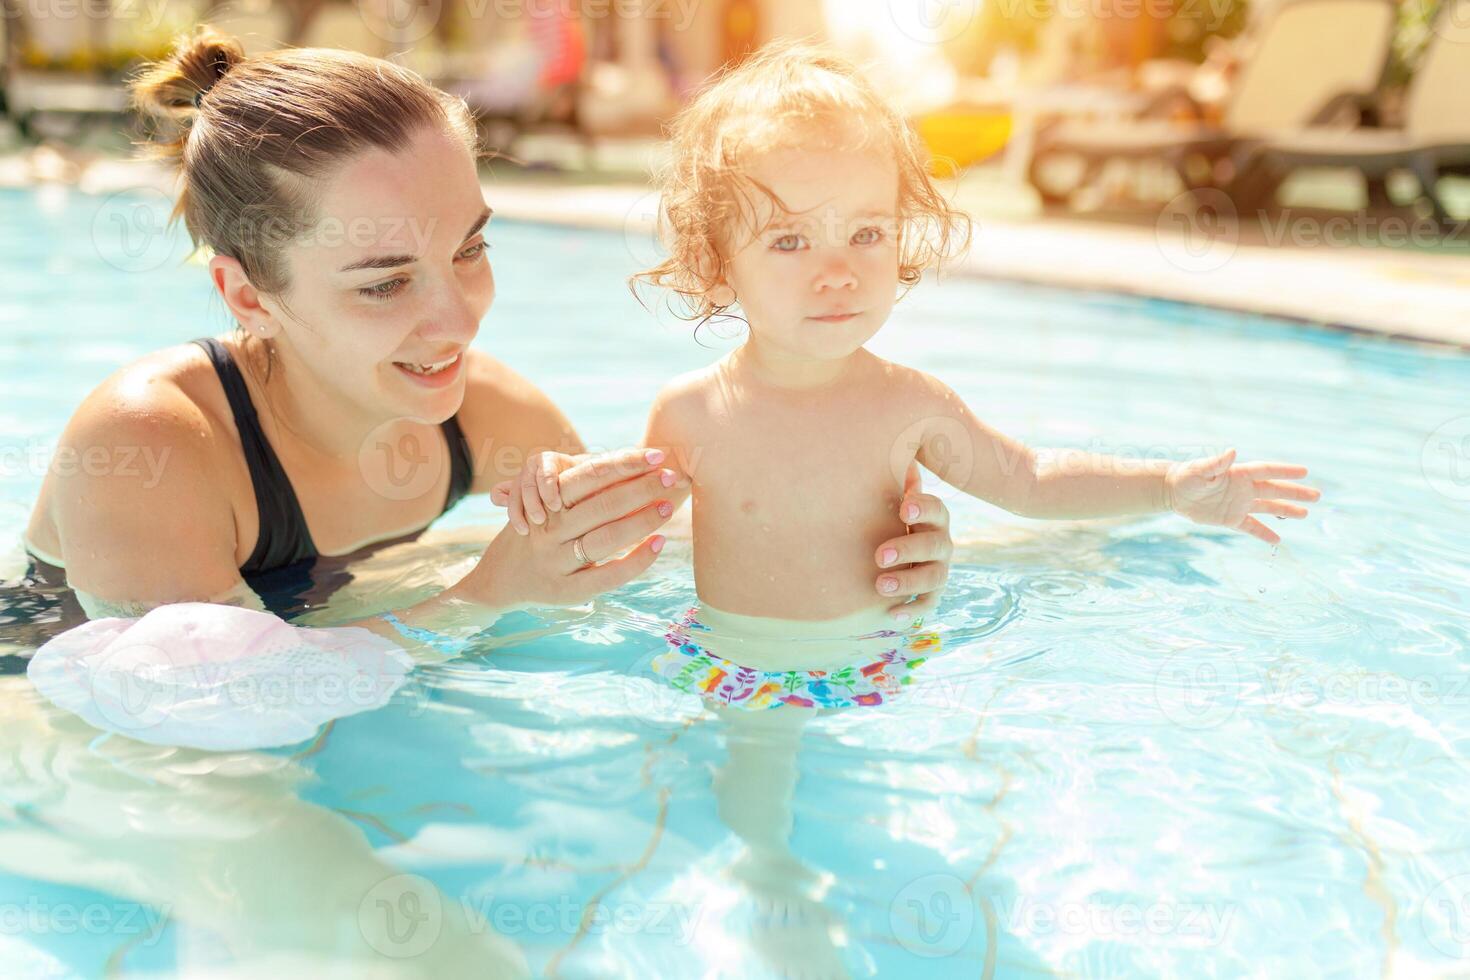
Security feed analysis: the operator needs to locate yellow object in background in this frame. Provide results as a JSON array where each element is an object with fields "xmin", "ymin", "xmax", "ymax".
[{"xmin": 917, "ymin": 108, "xmax": 1013, "ymax": 178}]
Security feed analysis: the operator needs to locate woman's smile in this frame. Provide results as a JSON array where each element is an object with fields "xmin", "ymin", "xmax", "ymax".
[{"xmin": 391, "ymin": 350, "xmax": 464, "ymax": 387}]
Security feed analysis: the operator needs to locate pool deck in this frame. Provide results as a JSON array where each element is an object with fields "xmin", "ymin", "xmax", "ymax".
[
  {"xmin": 480, "ymin": 176, "xmax": 1470, "ymax": 349},
  {"xmin": 6, "ymin": 149, "xmax": 1467, "ymax": 347}
]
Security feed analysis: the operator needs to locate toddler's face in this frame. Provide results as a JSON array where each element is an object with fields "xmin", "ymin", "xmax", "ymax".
[{"xmin": 721, "ymin": 146, "xmax": 900, "ymax": 363}]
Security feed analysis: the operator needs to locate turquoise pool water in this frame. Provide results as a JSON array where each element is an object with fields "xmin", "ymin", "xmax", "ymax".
[{"xmin": 2, "ymin": 186, "xmax": 1470, "ymax": 977}]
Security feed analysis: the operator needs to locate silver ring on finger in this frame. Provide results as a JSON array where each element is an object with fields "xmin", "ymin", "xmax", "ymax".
[{"xmin": 572, "ymin": 535, "xmax": 593, "ymax": 567}]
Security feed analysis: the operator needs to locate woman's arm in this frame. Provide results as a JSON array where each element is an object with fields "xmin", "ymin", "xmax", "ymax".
[{"xmin": 45, "ymin": 374, "xmax": 675, "ymax": 660}]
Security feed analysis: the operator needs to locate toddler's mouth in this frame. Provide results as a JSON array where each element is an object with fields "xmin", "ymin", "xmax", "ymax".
[{"xmin": 809, "ymin": 311, "xmax": 859, "ymax": 323}]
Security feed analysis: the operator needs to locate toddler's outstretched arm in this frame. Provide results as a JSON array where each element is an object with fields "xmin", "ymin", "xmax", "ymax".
[{"xmin": 914, "ymin": 378, "xmax": 1320, "ymax": 546}]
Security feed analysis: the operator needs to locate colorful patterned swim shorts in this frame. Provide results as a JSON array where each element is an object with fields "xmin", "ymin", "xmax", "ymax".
[{"xmin": 652, "ymin": 608, "xmax": 941, "ymax": 711}]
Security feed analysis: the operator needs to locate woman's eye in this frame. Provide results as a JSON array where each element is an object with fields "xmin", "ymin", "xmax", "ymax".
[
  {"xmin": 770, "ymin": 234, "xmax": 806, "ymax": 252},
  {"xmin": 458, "ymin": 240, "xmax": 489, "ymax": 261},
  {"xmin": 852, "ymin": 226, "xmax": 884, "ymax": 246},
  {"xmin": 359, "ymin": 278, "xmax": 407, "ymax": 300}
]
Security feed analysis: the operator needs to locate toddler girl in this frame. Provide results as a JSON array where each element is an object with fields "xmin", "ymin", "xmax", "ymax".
[{"xmin": 629, "ymin": 42, "xmax": 1318, "ymax": 627}]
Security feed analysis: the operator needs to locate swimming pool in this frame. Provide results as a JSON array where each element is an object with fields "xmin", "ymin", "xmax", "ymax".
[{"xmin": 3, "ymin": 184, "xmax": 1470, "ymax": 977}]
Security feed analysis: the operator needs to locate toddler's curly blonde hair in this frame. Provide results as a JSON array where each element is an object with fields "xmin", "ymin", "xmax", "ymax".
[{"xmin": 632, "ymin": 40, "xmax": 971, "ymax": 323}]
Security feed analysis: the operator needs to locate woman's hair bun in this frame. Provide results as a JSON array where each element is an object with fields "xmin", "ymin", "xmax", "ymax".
[{"xmin": 131, "ymin": 25, "xmax": 245, "ymax": 118}]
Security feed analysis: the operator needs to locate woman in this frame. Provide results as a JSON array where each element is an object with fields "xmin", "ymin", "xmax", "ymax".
[{"xmin": 19, "ymin": 27, "xmax": 954, "ymax": 652}]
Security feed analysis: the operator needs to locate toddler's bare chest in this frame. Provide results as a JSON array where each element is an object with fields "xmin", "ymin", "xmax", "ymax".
[{"xmin": 685, "ymin": 413, "xmax": 912, "ymax": 532}]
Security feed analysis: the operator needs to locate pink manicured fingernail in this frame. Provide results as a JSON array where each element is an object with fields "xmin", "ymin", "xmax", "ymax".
[
  {"xmin": 904, "ymin": 504, "xmax": 919, "ymax": 521},
  {"xmin": 893, "ymin": 611, "xmax": 912, "ymax": 623},
  {"xmin": 879, "ymin": 576, "xmax": 898, "ymax": 594},
  {"xmin": 650, "ymin": 535, "xmax": 666, "ymax": 553},
  {"xmin": 660, "ymin": 469, "xmax": 676, "ymax": 487},
  {"xmin": 657, "ymin": 501, "xmax": 673, "ymax": 517},
  {"xmin": 880, "ymin": 548, "xmax": 898, "ymax": 567},
  {"xmin": 645, "ymin": 449, "xmax": 665, "ymax": 465}
]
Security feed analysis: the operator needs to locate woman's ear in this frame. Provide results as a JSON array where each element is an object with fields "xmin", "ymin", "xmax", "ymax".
[{"xmin": 208, "ymin": 254, "xmax": 281, "ymax": 339}]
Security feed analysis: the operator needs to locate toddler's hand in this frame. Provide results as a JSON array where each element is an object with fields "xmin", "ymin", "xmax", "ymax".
[
  {"xmin": 490, "ymin": 451, "xmax": 584, "ymax": 535},
  {"xmin": 1166, "ymin": 448, "xmax": 1321, "ymax": 546}
]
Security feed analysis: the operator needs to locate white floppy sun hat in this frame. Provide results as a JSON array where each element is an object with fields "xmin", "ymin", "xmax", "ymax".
[{"xmin": 27, "ymin": 602, "xmax": 415, "ymax": 751}]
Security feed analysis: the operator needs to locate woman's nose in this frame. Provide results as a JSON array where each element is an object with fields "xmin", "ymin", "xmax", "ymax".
[{"xmin": 423, "ymin": 280, "xmax": 484, "ymax": 344}]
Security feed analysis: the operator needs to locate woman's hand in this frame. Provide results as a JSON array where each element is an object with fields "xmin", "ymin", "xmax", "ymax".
[
  {"xmin": 455, "ymin": 447, "xmax": 681, "ymax": 609},
  {"xmin": 872, "ymin": 462, "xmax": 954, "ymax": 623},
  {"xmin": 1166, "ymin": 448, "xmax": 1320, "ymax": 545}
]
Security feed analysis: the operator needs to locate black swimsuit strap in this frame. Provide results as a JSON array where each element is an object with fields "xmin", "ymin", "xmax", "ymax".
[
  {"xmin": 193, "ymin": 338, "xmax": 476, "ymax": 577},
  {"xmin": 440, "ymin": 412, "xmax": 475, "ymax": 513},
  {"xmin": 192, "ymin": 337, "xmax": 316, "ymax": 574}
]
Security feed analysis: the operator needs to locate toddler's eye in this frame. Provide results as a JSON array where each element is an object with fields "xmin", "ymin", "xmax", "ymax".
[
  {"xmin": 852, "ymin": 226, "xmax": 884, "ymax": 246},
  {"xmin": 770, "ymin": 234, "xmax": 807, "ymax": 252}
]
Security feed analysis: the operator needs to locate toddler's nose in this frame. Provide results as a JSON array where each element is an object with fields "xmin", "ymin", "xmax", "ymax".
[{"xmin": 813, "ymin": 257, "xmax": 857, "ymax": 292}]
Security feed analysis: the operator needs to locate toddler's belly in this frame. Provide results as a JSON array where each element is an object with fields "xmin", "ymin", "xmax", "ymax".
[{"xmin": 691, "ymin": 501, "xmax": 908, "ymax": 620}]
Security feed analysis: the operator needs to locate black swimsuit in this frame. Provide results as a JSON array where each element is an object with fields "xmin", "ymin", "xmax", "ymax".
[
  {"xmin": 190, "ymin": 337, "xmax": 475, "ymax": 575},
  {"xmin": 3, "ymin": 338, "xmax": 477, "ymax": 657}
]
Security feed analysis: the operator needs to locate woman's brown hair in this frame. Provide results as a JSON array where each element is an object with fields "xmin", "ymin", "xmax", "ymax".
[{"xmin": 130, "ymin": 25, "xmax": 481, "ymax": 377}]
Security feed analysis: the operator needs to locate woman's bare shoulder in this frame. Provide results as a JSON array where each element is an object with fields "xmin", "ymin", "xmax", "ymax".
[
  {"xmin": 70, "ymin": 337, "xmax": 237, "ymax": 440},
  {"xmin": 26, "ymin": 338, "xmax": 246, "ymax": 591}
]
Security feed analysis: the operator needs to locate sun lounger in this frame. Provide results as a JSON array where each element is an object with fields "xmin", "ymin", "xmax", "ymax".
[
  {"xmin": 1028, "ymin": 0, "xmax": 1396, "ymax": 206},
  {"xmin": 1230, "ymin": 0, "xmax": 1470, "ymax": 223}
]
